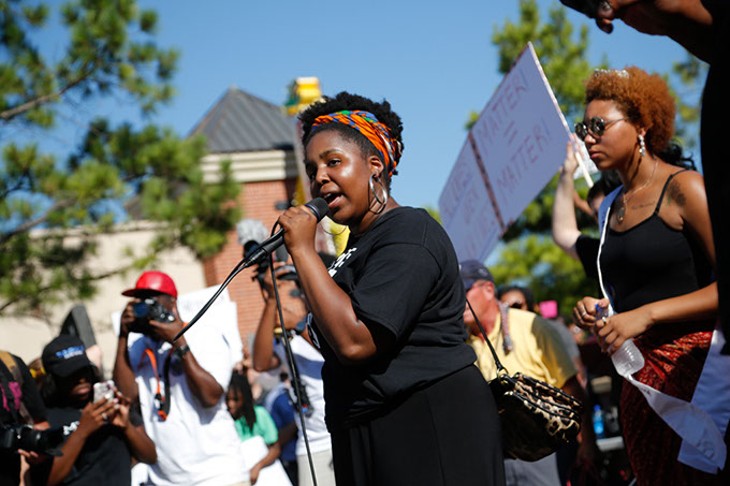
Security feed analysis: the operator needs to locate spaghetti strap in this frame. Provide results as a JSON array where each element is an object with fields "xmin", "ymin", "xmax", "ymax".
[{"xmin": 654, "ymin": 169, "xmax": 689, "ymax": 215}]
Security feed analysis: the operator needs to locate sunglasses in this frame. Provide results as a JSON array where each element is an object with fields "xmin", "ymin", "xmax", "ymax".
[
  {"xmin": 506, "ymin": 301, "xmax": 526, "ymax": 310},
  {"xmin": 575, "ymin": 116, "xmax": 626, "ymax": 141}
]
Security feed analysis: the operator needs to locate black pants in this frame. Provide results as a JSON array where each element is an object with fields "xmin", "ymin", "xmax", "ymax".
[{"xmin": 331, "ymin": 365, "xmax": 505, "ymax": 486}]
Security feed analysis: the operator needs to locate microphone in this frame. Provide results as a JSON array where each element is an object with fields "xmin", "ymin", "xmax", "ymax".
[{"xmin": 243, "ymin": 197, "xmax": 330, "ymax": 267}]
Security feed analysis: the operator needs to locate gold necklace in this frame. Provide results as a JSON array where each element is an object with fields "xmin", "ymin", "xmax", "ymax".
[{"xmin": 616, "ymin": 158, "xmax": 658, "ymax": 224}]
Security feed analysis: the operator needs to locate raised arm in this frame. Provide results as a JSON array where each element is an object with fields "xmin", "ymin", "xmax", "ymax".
[
  {"xmin": 552, "ymin": 140, "xmax": 583, "ymax": 260},
  {"xmin": 278, "ymin": 205, "xmax": 377, "ymax": 364},
  {"xmin": 252, "ymin": 264, "xmax": 307, "ymax": 372},
  {"xmin": 151, "ymin": 309, "xmax": 225, "ymax": 408},
  {"xmin": 113, "ymin": 302, "xmax": 139, "ymax": 401}
]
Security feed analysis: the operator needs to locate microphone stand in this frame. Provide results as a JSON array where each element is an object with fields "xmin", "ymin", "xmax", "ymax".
[
  {"xmin": 268, "ymin": 258, "xmax": 319, "ymax": 486},
  {"xmin": 173, "ymin": 249, "xmax": 258, "ymax": 341}
]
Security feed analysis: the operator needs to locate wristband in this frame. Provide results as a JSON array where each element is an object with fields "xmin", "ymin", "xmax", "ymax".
[{"xmin": 174, "ymin": 344, "xmax": 191, "ymax": 359}]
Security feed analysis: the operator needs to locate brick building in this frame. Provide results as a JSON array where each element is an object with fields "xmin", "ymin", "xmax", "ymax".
[{"xmin": 190, "ymin": 87, "xmax": 305, "ymax": 341}]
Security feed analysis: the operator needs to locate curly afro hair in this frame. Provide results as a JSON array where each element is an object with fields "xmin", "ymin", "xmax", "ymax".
[
  {"xmin": 298, "ymin": 92, "xmax": 404, "ymax": 182},
  {"xmin": 585, "ymin": 67, "xmax": 675, "ymax": 156}
]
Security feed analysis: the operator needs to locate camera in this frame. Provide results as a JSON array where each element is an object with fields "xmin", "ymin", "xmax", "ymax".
[
  {"xmin": 130, "ymin": 298, "xmax": 176, "ymax": 335},
  {"xmin": 0, "ymin": 424, "xmax": 64, "ymax": 455}
]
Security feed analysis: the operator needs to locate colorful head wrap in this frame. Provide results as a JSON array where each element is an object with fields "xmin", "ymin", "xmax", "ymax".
[{"xmin": 311, "ymin": 110, "xmax": 402, "ymax": 177}]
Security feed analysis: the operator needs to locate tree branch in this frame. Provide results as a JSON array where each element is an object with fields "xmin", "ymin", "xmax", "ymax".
[
  {"xmin": 0, "ymin": 68, "xmax": 94, "ymax": 122},
  {"xmin": 0, "ymin": 198, "xmax": 77, "ymax": 245}
]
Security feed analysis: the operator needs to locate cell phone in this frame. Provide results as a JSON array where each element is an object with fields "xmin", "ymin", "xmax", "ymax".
[
  {"xmin": 558, "ymin": 0, "xmax": 603, "ymax": 18},
  {"xmin": 93, "ymin": 380, "xmax": 115, "ymax": 403}
]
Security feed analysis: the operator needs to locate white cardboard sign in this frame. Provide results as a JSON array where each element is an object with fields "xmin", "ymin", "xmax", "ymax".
[{"xmin": 439, "ymin": 43, "xmax": 573, "ymax": 261}]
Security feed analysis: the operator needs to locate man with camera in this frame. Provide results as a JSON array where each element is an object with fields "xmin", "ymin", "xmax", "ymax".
[
  {"xmin": 0, "ymin": 350, "xmax": 50, "ymax": 486},
  {"xmin": 113, "ymin": 271, "xmax": 245, "ymax": 485}
]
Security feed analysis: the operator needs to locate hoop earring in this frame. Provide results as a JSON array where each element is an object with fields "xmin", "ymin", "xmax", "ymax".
[
  {"xmin": 638, "ymin": 134, "xmax": 646, "ymax": 158},
  {"xmin": 368, "ymin": 174, "xmax": 388, "ymax": 214}
]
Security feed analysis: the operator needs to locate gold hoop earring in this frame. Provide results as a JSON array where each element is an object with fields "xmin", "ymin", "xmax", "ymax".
[{"xmin": 368, "ymin": 174, "xmax": 388, "ymax": 214}]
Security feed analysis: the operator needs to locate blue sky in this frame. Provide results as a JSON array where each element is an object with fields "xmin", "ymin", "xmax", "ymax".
[{"xmin": 33, "ymin": 0, "xmax": 696, "ymax": 210}]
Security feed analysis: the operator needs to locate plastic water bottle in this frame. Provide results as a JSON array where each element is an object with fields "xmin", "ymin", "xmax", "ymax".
[
  {"xmin": 592, "ymin": 404, "xmax": 605, "ymax": 439},
  {"xmin": 594, "ymin": 303, "xmax": 645, "ymax": 376},
  {"xmin": 611, "ymin": 339, "xmax": 644, "ymax": 376}
]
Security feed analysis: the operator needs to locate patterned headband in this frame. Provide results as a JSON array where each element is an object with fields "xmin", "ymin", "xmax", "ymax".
[{"xmin": 311, "ymin": 110, "xmax": 401, "ymax": 177}]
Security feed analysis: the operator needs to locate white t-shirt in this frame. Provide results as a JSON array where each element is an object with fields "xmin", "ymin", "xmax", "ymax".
[
  {"xmin": 129, "ymin": 326, "xmax": 245, "ymax": 486},
  {"xmin": 274, "ymin": 335, "xmax": 331, "ymax": 456}
]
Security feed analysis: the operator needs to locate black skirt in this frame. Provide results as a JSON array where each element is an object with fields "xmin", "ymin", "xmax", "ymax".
[{"xmin": 331, "ymin": 365, "xmax": 505, "ymax": 486}]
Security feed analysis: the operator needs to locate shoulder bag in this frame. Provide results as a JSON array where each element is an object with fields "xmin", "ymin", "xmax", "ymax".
[{"xmin": 467, "ymin": 300, "xmax": 583, "ymax": 461}]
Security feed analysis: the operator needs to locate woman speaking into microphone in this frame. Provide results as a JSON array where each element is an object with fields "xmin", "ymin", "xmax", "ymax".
[{"xmin": 277, "ymin": 92, "xmax": 504, "ymax": 486}]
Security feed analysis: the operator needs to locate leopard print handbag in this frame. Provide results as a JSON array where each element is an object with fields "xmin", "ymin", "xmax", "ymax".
[
  {"xmin": 467, "ymin": 300, "xmax": 583, "ymax": 462},
  {"xmin": 490, "ymin": 370, "xmax": 583, "ymax": 461}
]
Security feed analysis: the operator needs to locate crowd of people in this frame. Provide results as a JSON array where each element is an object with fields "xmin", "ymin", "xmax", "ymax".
[{"xmin": 2, "ymin": 1, "xmax": 729, "ymax": 485}]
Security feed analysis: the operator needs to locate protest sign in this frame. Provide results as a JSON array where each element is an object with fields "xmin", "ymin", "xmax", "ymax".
[{"xmin": 439, "ymin": 42, "xmax": 578, "ymax": 261}]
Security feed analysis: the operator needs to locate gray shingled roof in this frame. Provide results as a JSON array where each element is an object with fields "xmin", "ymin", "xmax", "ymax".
[{"xmin": 189, "ymin": 87, "xmax": 297, "ymax": 154}]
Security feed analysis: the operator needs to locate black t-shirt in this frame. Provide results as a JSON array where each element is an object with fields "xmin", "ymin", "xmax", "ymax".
[
  {"xmin": 0, "ymin": 354, "xmax": 47, "ymax": 486},
  {"xmin": 312, "ymin": 207, "xmax": 476, "ymax": 430},
  {"xmin": 30, "ymin": 407, "xmax": 135, "ymax": 486}
]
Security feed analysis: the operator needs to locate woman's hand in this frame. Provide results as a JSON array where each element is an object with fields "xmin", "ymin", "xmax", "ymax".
[
  {"xmin": 573, "ymin": 297, "xmax": 608, "ymax": 330},
  {"xmin": 119, "ymin": 302, "xmax": 136, "ymax": 338},
  {"xmin": 277, "ymin": 205, "xmax": 320, "ymax": 257},
  {"xmin": 111, "ymin": 390, "xmax": 131, "ymax": 430},
  {"xmin": 249, "ymin": 463, "xmax": 262, "ymax": 485},
  {"xmin": 562, "ymin": 135, "xmax": 581, "ymax": 176},
  {"xmin": 596, "ymin": 307, "xmax": 652, "ymax": 353},
  {"xmin": 76, "ymin": 398, "xmax": 117, "ymax": 438}
]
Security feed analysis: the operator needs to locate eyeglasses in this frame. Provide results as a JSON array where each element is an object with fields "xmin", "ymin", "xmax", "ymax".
[{"xmin": 574, "ymin": 116, "xmax": 626, "ymax": 141}]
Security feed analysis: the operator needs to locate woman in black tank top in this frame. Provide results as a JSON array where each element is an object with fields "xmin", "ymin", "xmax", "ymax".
[{"xmin": 570, "ymin": 67, "xmax": 724, "ymax": 485}]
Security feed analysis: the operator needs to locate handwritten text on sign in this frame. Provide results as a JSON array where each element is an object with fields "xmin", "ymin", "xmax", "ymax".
[{"xmin": 439, "ymin": 43, "xmax": 573, "ymax": 262}]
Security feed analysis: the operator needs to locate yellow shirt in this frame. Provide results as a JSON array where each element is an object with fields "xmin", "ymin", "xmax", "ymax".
[{"xmin": 468, "ymin": 308, "xmax": 576, "ymax": 388}]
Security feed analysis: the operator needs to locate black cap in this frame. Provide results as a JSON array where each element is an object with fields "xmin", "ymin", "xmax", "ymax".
[
  {"xmin": 42, "ymin": 335, "xmax": 93, "ymax": 378},
  {"xmin": 459, "ymin": 259, "xmax": 495, "ymax": 291}
]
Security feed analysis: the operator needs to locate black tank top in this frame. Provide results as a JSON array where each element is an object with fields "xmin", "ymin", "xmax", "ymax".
[{"xmin": 600, "ymin": 170, "xmax": 713, "ymax": 313}]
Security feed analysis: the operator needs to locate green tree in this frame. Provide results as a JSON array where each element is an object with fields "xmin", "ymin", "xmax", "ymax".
[
  {"xmin": 0, "ymin": 0, "xmax": 240, "ymax": 317},
  {"xmin": 670, "ymin": 52, "xmax": 707, "ymax": 151}
]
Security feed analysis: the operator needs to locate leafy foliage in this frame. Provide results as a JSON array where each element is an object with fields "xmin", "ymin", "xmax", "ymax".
[{"xmin": 0, "ymin": 0, "xmax": 240, "ymax": 316}]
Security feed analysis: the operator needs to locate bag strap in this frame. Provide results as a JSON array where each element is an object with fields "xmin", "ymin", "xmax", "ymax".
[
  {"xmin": 0, "ymin": 350, "xmax": 33, "ymax": 423},
  {"xmin": 466, "ymin": 299, "xmax": 509, "ymax": 375}
]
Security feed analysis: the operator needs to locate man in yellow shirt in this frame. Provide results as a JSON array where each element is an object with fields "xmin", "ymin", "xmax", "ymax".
[{"xmin": 460, "ymin": 260, "xmax": 597, "ymax": 486}]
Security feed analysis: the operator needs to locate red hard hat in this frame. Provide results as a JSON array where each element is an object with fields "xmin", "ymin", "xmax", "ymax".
[{"xmin": 121, "ymin": 271, "xmax": 178, "ymax": 298}]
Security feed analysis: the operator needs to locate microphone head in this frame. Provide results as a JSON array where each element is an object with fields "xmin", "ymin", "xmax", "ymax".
[
  {"xmin": 236, "ymin": 219, "xmax": 269, "ymax": 246},
  {"xmin": 305, "ymin": 197, "xmax": 330, "ymax": 221}
]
